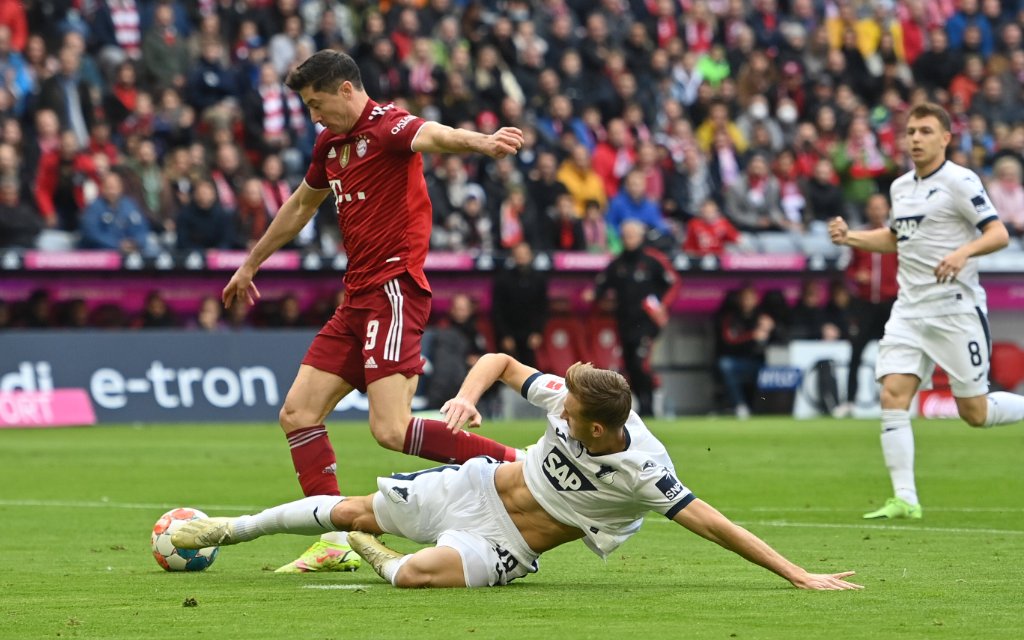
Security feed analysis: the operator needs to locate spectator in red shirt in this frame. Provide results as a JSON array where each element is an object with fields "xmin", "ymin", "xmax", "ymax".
[
  {"xmin": 0, "ymin": 0, "xmax": 27, "ymax": 52},
  {"xmin": 684, "ymin": 199, "xmax": 740, "ymax": 257}
]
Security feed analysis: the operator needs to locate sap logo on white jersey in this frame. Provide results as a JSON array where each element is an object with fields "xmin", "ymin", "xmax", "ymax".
[
  {"xmin": 369, "ymin": 104, "xmax": 396, "ymax": 120},
  {"xmin": 542, "ymin": 448, "xmax": 597, "ymax": 491},
  {"xmin": 893, "ymin": 215, "xmax": 924, "ymax": 242},
  {"xmin": 391, "ymin": 115, "xmax": 415, "ymax": 135},
  {"xmin": 656, "ymin": 474, "xmax": 685, "ymax": 500}
]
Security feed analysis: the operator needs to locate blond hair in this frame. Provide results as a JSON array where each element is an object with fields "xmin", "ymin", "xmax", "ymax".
[{"xmin": 564, "ymin": 362, "xmax": 632, "ymax": 429}]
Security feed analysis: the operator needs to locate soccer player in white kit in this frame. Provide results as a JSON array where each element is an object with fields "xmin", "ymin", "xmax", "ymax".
[
  {"xmin": 172, "ymin": 353, "xmax": 861, "ymax": 590},
  {"xmin": 829, "ymin": 102, "xmax": 1024, "ymax": 520}
]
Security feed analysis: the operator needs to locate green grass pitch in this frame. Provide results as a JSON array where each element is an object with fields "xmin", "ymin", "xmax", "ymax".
[{"xmin": 1, "ymin": 418, "xmax": 1022, "ymax": 639}]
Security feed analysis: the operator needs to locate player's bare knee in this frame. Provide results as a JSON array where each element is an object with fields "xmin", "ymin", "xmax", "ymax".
[
  {"xmin": 879, "ymin": 387, "xmax": 911, "ymax": 410},
  {"xmin": 369, "ymin": 419, "xmax": 406, "ymax": 451},
  {"xmin": 278, "ymin": 404, "xmax": 299, "ymax": 431},
  {"xmin": 279, "ymin": 402, "xmax": 314, "ymax": 432},
  {"xmin": 329, "ymin": 499, "xmax": 360, "ymax": 530},
  {"xmin": 961, "ymin": 408, "xmax": 988, "ymax": 428}
]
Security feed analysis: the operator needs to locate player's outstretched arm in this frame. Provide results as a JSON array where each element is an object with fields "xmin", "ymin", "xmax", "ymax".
[
  {"xmin": 412, "ymin": 122, "xmax": 524, "ymax": 159},
  {"xmin": 672, "ymin": 499, "xmax": 863, "ymax": 591},
  {"xmin": 222, "ymin": 182, "xmax": 330, "ymax": 308},
  {"xmin": 441, "ymin": 353, "xmax": 539, "ymax": 433},
  {"xmin": 829, "ymin": 216, "xmax": 897, "ymax": 253}
]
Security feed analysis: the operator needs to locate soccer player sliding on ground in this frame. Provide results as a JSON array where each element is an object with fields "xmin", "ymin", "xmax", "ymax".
[
  {"xmin": 830, "ymin": 102, "xmax": 1024, "ymax": 520},
  {"xmin": 174, "ymin": 354, "xmax": 861, "ymax": 590},
  {"xmin": 220, "ymin": 50, "xmax": 527, "ymax": 572}
]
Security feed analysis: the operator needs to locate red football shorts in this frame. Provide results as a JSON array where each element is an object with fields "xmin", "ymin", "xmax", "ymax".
[{"xmin": 302, "ymin": 273, "xmax": 431, "ymax": 392}]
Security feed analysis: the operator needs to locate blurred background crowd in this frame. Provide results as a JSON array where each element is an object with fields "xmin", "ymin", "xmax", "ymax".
[
  {"xmin": 6, "ymin": 0, "xmax": 1024, "ymax": 414},
  {"xmin": 4, "ymin": 0, "xmax": 1024, "ymax": 259}
]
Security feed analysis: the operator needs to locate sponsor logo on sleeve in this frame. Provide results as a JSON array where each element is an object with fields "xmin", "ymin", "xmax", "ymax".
[
  {"xmin": 971, "ymin": 194, "xmax": 991, "ymax": 212},
  {"xmin": 391, "ymin": 115, "xmax": 416, "ymax": 135},
  {"xmin": 596, "ymin": 464, "xmax": 617, "ymax": 485},
  {"xmin": 656, "ymin": 474, "xmax": 685, "ymax": 501}
]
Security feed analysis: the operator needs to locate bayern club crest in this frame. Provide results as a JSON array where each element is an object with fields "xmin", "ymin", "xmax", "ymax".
[{"xmin": 356, "ymin": 135, "xmax": 369, "ymax": 158}]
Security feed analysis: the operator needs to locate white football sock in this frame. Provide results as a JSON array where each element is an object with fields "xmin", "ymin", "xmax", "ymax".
[
  {"xmin": 320, "ymin": 531, "xmax": 349, "ymax": 545},
  {"xmin": 984, "ymin": 392, "xmax": 1024, "ymax": 426},
  {"xmin": 382, "ymin": 555, "xmax": 412, "ymax": 586},
  {"xmin": 232, "ymin": 496, "xmax": 345, "ymax": 542},
  {"xmin": 880, "ymin": 409, "xmax": 918, "ymax": 506}
]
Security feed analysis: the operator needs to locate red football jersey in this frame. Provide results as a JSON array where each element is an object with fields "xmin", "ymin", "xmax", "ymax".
[{"xmin": 305, "ymin": 100, "xmax": 431, "ymax": 294}]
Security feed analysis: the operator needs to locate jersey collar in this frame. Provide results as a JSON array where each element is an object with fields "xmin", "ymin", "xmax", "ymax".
[{"xmin": 914, "ymin": 159, "xmax": 947, "ymax": 182}]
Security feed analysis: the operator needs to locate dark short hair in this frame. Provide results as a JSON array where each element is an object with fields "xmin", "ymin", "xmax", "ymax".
[
  {"xmin": 565, "ymin": 362, "xmax": 632, "ymax": 429},
  {"xmin": 285, "ymin": 50, "xmax": 363, "ymax": 93},
  {"xmin": 907, "ymin": 102, "xmax": 951, "ymax": 132}
]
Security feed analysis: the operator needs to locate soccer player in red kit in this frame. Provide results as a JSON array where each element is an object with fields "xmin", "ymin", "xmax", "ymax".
[{"xmin": 220, "ymin": 50, "xmax": 526, "ymax": 572}]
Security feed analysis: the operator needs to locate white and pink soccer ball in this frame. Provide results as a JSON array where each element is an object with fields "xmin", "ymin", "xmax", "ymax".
[{"xmin": 151, "ymin": 507, "xmax": 219, "ymax": 572}]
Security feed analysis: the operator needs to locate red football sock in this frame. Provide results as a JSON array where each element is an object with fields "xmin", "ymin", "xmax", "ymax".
[
  {"xmin": 286, "ymin": 425, "xmax": 340, "ymax": 496},
  {"xmin": 403, "ymin": 417, "xmax": 517, "ymax": 464}
]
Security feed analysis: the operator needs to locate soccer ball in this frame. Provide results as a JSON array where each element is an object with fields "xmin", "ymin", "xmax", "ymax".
[{"xmin": 151, "ymin": 507, "xmax": 220, "ymax": 572}]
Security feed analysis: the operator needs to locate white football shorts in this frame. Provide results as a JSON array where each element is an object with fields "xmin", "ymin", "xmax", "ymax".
[
  {"xmin": 371, "ymin": 457, "xmax": 539, "ymax": 587},
  {"xmin": 876, "ymin": 310, "xmax": 991, "ymax": 397}
]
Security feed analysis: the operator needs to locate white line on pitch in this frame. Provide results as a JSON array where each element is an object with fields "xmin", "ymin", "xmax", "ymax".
[
  {"xmin": 302, "ymin": 584, "xmax": 376, "ymax": 590},
  {"xmin": 648, "ymin": 518, "xmax": 1024, "ymax": 536},
  {"xmin": 737, "ymin": 506, "xmax": 1024, "ymax": 514},
  {"xmin": 743, "ymin": 520, "xmax": 1024, "ymax": 536},
  {"xmin": 0, "ymin": 499, "xmax": 265, "ymax": 511}
]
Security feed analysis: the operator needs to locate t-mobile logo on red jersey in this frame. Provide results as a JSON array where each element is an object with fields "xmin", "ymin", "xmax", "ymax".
[
  {"xmin": 368, "ymin": 104, "xmax": 396, "ymax": 120},
  {"xmin": 329, "ymin": 179, "xmax": 366, "ymax": 206}
]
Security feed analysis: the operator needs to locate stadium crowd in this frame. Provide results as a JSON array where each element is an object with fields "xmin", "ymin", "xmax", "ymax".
[
  {"xmin": 3, "ymin": 0, "xmax": 1024, "ymax": 258},
  {"xmin": 3, "ymin": 0, "xmax": 1024, "ymax": 415}
]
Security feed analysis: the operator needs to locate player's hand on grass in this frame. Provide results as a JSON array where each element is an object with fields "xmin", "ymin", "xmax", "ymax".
[
  {"xmin": 440, "ymin": 397, "xmax": 482, "ymax": 434},
  {"xmin": 486, "ymin": 127, "xmax": 525, "ymax": 159},
  {"xmin": 828, "ymin": 217, "xmax": 849, "ymax": 245},
  {"xmin": 790, "ymin": 570, "xmax": 863, "ymax": 590},
  {"xmin": 934, "ymin": 249, "xmax": 968, "ymax": 283},
  {"xmin": 222, "ymin": 266, "xmax": 261, "ymax": 308}
]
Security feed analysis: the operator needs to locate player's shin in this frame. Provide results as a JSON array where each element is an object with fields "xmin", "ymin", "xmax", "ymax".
[
  {"xmin": 880, "ymin": 409, "xmax": 918, "ymax": 505},
  {"xmin": 232, "ymin": 495, "xmax": 346, "ymax": 541},
  {"xmin": 403, "ymin": 417, "xmax": 518, "ymax": 463},
  {"xmin": 984, "ymin": 391, "xmax": 1024, "ymax": 426},
  {"xmin": 286, "ymin": 425, "xmax": 341, "ymax": 496}
]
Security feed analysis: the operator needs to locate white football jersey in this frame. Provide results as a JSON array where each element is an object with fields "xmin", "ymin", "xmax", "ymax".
[
  {"xmin": 888, "ymin": 160, "xmax": 998, "ymax": 318},
  {"xmin": 520, "ymin": 373, "xmax": 695, "ymax": 559}
]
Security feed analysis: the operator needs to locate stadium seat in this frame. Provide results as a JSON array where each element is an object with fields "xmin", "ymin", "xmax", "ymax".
[
  {"xmin": 990, "ymin": 342, "xmax": 1024, "ymax": 392},
  {"xmin": 35, "ymin": 230, "xmax": 77, "ymax": 251},
  {"xmin": 755, "ymin": 232, "xmax": 800, "ymax": 253},
  {"xmin": 585, "ymin": 315, "xmax": 623, "ymax": 372},
  {"xmin": 536, "ymin": 316, "xmax": 589, "ymax": 376},
  {"xmin": 797, "ymin": 234, "xmax": 841, "ymax": 259}
]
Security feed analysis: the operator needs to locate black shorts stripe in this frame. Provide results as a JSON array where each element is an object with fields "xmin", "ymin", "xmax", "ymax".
[{"xmin": 976, "ymin": 307, "xmax": 992, "ymax": 355}]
